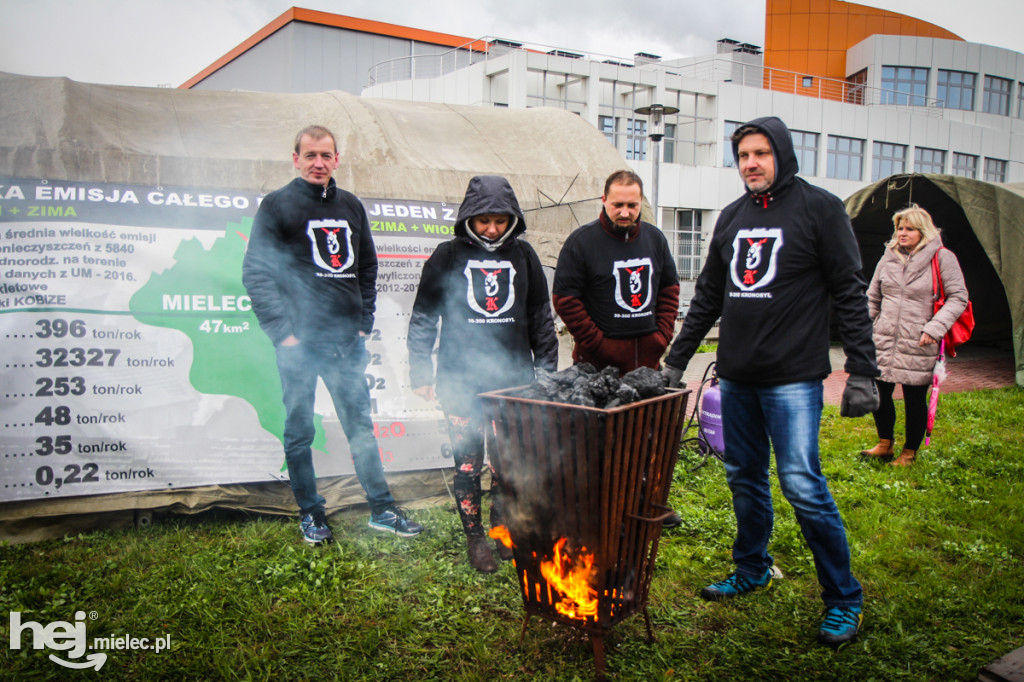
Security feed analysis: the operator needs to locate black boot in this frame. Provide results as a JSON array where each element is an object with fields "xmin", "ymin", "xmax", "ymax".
[{"xmin": 467, "ymin": 535, "xmax": 497, "ymax": 573}]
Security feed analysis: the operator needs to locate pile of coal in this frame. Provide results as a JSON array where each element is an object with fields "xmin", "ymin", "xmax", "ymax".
[{"xmin": 517, "ymin": 363, "xmax": 668, "ymax": 408}]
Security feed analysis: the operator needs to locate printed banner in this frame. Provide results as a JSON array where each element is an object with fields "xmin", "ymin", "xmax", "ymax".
[{"xmin": 0, "ymin": 177, "xmax": 458, "ymax": 502}]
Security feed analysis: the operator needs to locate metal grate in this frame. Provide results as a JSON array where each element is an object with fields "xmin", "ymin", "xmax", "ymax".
[{"xmin": 481, "ymin": 386, "xmax": 690, "ymax": 679}]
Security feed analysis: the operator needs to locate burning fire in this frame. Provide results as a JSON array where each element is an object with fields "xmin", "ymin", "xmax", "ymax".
[
  {"xmin": 489, "ymin": 526, "xmax": 600, "ymax": 620},
  {"xmin": 541, "ymin": 538, "xmax": 599, "ymax": 619},
  {"xmin": 489, "ymin": 525, "xmax": 513, "ymax": 550}
]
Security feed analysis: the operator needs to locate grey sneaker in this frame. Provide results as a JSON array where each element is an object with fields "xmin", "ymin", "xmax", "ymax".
[
  {"xmin": 300, "ymin": 512, "xmax": 333, "ymax": 545},
  {"xmin": 368, "ymin": 506, "xmax": 423, "ymax": 537}
]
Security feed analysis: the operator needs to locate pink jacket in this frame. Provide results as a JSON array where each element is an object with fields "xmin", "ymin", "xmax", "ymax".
[{"xmin": 867, "ymin": 236, "xmax": 968, "ymax": 386}]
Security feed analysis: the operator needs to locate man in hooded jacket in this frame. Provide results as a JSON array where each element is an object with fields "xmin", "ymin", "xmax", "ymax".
[{"xmin": 663, "ymin": 116, "xmax": 879, "ymax": 646}]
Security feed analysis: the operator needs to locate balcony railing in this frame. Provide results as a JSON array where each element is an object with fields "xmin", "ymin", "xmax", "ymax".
[
  {"xmin": 677, "ymin": 58, "xmax": 943, "ymax": 114},
  {"xmin": 366, "ymin": 44, "xmax": 490, "ymax": 86}
]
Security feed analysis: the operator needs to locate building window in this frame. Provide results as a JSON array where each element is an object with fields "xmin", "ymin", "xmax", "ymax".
[
  {"xmin": 914, "ymin": 147, "xmax": 946, "ymax": 174},
  {"xmin": 791, "ymin": 130, "xmax": 819, "ymax": 176},
  {"xmin": 846, "ymin": 69, "xmax": 867, "ymax": 105},
  {"xmin": 936, "ymin": 70, "xmax": 976, "ymax": 110},
  {"xmin": 723, "ymin": 120, "xmax": 741, "ymax": 167},
  {"xmin": 984, "ymin": 158, "xmax": 1007, "ymax": 182},
  {"xmin": 597, "ymin": 79, "xmax": 655, "ymax": 158},
  {"xmin": 663, "ymin": 123, "xmax": 677, "ymax": 164},
  {"xmin": 626, "ymin": 119, "xmax": 647, "ymax": 160},
  {"xmin": 953, "ymin": 153, "xmax": 978, "ymax": 179},
  {"xmin": 881, "ymin": 66, "xmax": 929, "ymax": 106},
  {"xmin": 872, "ymin": 142, "xmax": 907, "ymax": 181},
  {"xmin": 599, "ymin": 116, "xmax": 615, "ymax": 146},
  {"xmin": 666, "ymin": 209, "xmax": 703, "ymax": 280},
  {"xmin": 827, "ymin": 135, "xmax": 864, "ymax": 181},
  {"xmin": 983, "ymin": 75, "xmax": 1012, "ymax": 115},
  {"xmin": 1018, "ymin": 83, "xmax": 1024, "ymax": 119}
]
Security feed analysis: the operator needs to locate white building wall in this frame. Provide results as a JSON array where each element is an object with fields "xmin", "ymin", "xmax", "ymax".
[{"xmin": 362, "ymin": 34, "xmax": 1024, "ymax": 280}]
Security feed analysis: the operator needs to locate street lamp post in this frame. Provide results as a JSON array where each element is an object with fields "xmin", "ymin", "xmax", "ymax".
[{"xmin": 633, "ymin": 104, "xmax": 679, "ymax": 229}]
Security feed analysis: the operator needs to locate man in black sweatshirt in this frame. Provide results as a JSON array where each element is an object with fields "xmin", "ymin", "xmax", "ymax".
[
  {"xmin": 242, "ymin": 125, "xmax": 422, "ymax": 545},
  {"xmin": 552, "ymin": 170, "xmax": 679, "ymax": 373},
  {"xmin": 663, "ymin": 116, "xmax": 878, "ymax": 646}
]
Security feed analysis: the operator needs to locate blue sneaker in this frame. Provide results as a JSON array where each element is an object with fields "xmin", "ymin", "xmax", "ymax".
[
  {"xmin": 700, "ymin": 567, "xmax": 773, "ymax": 601},
  {"xmin": 368, "ymin": 506, "xmax": 423, "ymax": 537},
  {"xmin": 818, "ymin": 606, "xmax": 863, "ymax": 646},
  {"xmin": 300, "ymin": 512, "xmax": 333, "ymax": 545}
]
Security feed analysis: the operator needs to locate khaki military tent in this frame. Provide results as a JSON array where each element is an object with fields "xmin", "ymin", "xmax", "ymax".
[
  {"xmin": 0, "ymin": 71, "xmax": 627, "ymax": 266},
  {"xmin": 0, "ymin": 72, "xmax": 628, "ymax": 541},
  {"xmin": 845, "ymin": 173, "xmax": 1023, "ymax": 387}
]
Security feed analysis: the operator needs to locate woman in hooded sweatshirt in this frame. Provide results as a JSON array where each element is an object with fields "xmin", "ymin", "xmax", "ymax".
[
  {"xmin": 407, "ymin": 175, "xmax": 559, "ymax": 572},
  {"xmin": 861, "ymin": 204, "xmax": 968, "ymax": 466}
]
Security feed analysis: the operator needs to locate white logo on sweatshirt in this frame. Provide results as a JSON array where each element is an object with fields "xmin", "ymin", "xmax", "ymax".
[
  {"xmin": 612, "ymin": 257, "xmax": 654, "ymax": 312},
  {"xmin": 307, "ymin": 219, "xmax": 354, "ymax": 273},
  {"xmin": 464, "ymin": 259, "xmax": 516, "ymax": 318},
  {"xmin": 730, "ymin": 228, "xmax": 783, "ymax": 292}
]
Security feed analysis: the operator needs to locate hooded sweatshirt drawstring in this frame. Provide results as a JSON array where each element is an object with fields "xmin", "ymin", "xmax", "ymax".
[{"xmin": 751, "ymin": 192, "xmax": 773, "ymax": 209}]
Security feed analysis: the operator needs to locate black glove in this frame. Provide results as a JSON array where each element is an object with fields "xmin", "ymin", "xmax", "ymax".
[
  {"xmin": 840, "ymin": 374, "xmax": 878, "ymax": 418},
  {"xmin": 662, "ymin": 365, "xmax": 686, "ymax": 389}
]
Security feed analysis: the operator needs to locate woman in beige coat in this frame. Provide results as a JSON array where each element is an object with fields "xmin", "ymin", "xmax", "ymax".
[{"xmin": 861, "ymin": 204, "xmax": 969, "ymax": 466}]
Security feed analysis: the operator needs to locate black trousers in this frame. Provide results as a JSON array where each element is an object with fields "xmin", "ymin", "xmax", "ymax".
[{"xmin": 872, "ymin": 380, "xmax": 929, "ymax": 451}]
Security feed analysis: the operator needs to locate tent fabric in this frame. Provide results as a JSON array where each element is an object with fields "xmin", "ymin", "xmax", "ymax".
[
  {"xmin": 0, "ymin": 472, "xmax": 453, "ymax": 545},
  {"xmin": 845, "ymin": 173, "xmax": 1024, "ymax": 387},
  {"xmin": 0, "ymin": 71, "xmax": 628, "ymax": 266},
  {"xmin": 0, "ymin": 72, "xmax": 626, "ymax": 540}
]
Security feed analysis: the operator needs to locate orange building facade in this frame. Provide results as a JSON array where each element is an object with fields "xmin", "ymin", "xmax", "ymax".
[{"xmin": 764, "ymin": 0, "xmax": 963, "ymax": 98}]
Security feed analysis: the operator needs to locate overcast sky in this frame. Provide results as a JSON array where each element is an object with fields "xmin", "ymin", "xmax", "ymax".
[{"xmin": 0, "ymin": 0, "xmax": 1020, "ymax": 88}]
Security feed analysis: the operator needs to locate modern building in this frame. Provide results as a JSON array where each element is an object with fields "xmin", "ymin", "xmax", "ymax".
[{"xmin": 184, "ymin": 2, "xmax": 1024, "ymax": 299}]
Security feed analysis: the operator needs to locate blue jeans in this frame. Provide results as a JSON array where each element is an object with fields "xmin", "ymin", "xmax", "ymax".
[
  {"xmin": 719, "ymin": 379, "xmax": 862, "ymax": 608},
  {"xmin": 275, "ymin": 337, "xmax": 394, "ymax": 517}
]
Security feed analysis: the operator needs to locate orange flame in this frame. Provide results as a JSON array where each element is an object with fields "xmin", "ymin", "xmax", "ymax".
[
  {"xmin": 539, "ymin": 537, "xmax": 598, "ymax": 620},
  {"xmin": 489, "ymin": 527, "xmax": 600, "ymax": 621},
  {"xmin": 489, "ymin": 525, "xmax": 514, "ymax": 549}
]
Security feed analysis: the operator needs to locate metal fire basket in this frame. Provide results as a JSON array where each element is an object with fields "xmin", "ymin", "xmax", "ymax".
[{"xmin": 480, "ymin": 386, "xmax": 690, "ymax": 679}]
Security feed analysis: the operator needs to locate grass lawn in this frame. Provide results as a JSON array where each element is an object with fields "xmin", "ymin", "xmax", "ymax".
[{"xmin": 2, "ymin": 387, "xmax": 1022, "ymax": 680}]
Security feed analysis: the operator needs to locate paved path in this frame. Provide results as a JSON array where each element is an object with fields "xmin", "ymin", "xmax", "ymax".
[{"xmin": 684, "ymin": 345, "xmax": 1017, "ymax": 405}]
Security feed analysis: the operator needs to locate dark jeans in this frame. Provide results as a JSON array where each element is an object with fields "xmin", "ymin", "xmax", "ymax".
[
  {"xmin": 719, "ymin": 379, "xmax": 862, "ymax": 608},
  {"xmin": 872, "ymin": 381, "xmax": 929, "ymax": 450},
  {"xmin": 275, "ymin": 338, "xmax": 394, "ymax": 517}
]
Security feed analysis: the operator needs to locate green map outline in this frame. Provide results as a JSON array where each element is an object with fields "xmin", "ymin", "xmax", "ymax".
[{"xmin": 129, "ymin": 217, "xmax": 328, "ymax": 466}]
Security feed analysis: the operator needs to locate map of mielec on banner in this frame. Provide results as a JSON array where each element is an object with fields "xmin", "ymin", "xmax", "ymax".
[{"xmin": 0, "ymin": 177, "xmax": 455, "ymax": 503}]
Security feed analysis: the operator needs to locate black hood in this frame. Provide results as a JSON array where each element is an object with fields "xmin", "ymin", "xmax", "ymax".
[
  {"xmin": 454, "ymin": 175, "xmax": 527, "ymax": 248},
  {"xmin": 732, "ymin": 116, "xmax": 800, "ymax": 198}
]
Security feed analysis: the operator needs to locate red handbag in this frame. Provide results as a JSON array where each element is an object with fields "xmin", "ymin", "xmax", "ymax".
[{"xmin": 931, "ymin": 249, "xmax": 974, "ymax": 357}]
